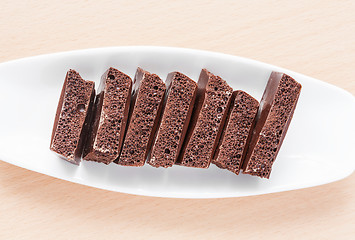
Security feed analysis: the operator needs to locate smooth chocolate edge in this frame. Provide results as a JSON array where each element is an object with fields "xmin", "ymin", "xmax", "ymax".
[
  {"xmin": 76, "ymin": 86, "xmax": 96, "ymax": 164},
  {"xmin": 115, "ymin": 68, "xmax": 144, "ymax": 164},
  {"xmin": 83, "ymin": 69, "xmax": 108, "ymax": 163},
  {"xmin": 147, "ymin": 72, "xmax": 175, "ymax": 167},
  {"xmin": 242, "ymin": 72, "xmax": 282, "ymax": 171},
  {"xmin": 176, "ymin": 69, "xmax": 208, "ymax": 164}
]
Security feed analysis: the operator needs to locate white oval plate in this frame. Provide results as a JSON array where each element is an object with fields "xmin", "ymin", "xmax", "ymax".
[{"xmin": 0, "ymin": 46, "xmax": 354, "ymax": 198}]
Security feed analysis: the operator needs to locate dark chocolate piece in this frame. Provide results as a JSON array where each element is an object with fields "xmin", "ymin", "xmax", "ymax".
[
  {"xmin": 212, "ymin": 90, "xmax": 259, "ymax": 175},
  {"xmin": 178, "ymin": 69, "xmax": 233, "ymax": 168},
  {"xmin": 116, "ymin": 68, "xmax": 166, "ymax": 166},
  {"xmin": 50, "ymin": 69, "xmax": 95, "ymax": 164},
  {"xmin": 148, "ymin": 72, "xmax": 197, "ymax": 168},
  {"xmin": 242, "ymin": 72, "xmax": 302, "ymax": 178},
  {"xmin": 83, "ymin": 68, "xmax": 132, "ymax": 164}
]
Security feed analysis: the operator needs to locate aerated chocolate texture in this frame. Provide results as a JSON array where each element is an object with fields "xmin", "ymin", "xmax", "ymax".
[
  {"xmin": 117, "ymin": 68, "xmax": 166, "ymax": 166},
  {"xmin": 242, "ymin": 72, "xmax": 302, "ymax": 178},
  {"xmin": 50, "ymin": 70, "xmax": 95, "ymax": 164},
  {"xmin": 213, "ymin": 90, "xmax": 259, "ymax": 175},
  {"xmin": 50, "ymin": 67, "xmax": 302, "ymax": 180},
  {"xmin": 83, "ymin": 68, "xmax": 132, "ymax": 164},
  {"xmin": 178, "ymin": 69, "xmax": 233, "ymax": 168},
  {"xmin": 148, "ymin": 72, "xmax": 197, "ymax": 168}
]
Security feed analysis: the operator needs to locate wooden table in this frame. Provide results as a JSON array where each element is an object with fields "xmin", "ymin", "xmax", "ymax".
[{"xmin": 1, "ymin": 1, "xmax": 354, "ymax": 239}]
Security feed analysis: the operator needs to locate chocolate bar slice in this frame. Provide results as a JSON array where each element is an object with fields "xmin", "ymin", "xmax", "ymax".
[
  {"xmin": 116, "ymin": 68, "xmax": 166, "ymax": 166},
  {"xmin": 83, "ymin": 68, "xmax": 132, "ymax": 164},
  {"xmin": 50, "ymin": 69, "xmax": 95, "ymax": 164},
  {"xmin": 242, "ymin": 72, "xmax": 302, "ymax": 178},
  {"xmin": 178, "ymin": 69, "xmax": 233, "ymax": 168},
  {"xmin": 213, "ymin": 90, "xmax": 259, "ymax": 175},
  {"xmin": 148, "ymin": 72, "xmax": 197, "ymax": 168}
]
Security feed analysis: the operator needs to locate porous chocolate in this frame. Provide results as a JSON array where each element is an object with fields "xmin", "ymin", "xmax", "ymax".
[
  {"xmin": 148, "ymin": 72, "xmax": 197, "ymax": 168},
  {"xmin": 178, "ymin": 69, "xmax": 233, "ymax": 168},
  {"xmin": 83, "ymin": 68, "xmax": 132, "ymax": 164},
  {"xmin": 242, "ymin": 72, "xmax": 302, "ymax": 178},
  {"xmin": 116, "ymin": 68, "xmax": 166, "ymax": 166},
  {"xmin": 213, "ymin": 90, "xmax": 259, "ymax": 175},
  {"xmin": 50, "ymin": 69, "xmax": 95, "ymax": 164}
]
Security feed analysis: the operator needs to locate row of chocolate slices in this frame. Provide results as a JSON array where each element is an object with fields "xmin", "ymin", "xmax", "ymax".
[{"xmin": 50, "ymin": 67, "xmax": 301, "ymax": 179}]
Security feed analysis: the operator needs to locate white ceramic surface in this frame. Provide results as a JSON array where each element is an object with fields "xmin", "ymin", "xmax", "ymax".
[{"xmin": 0, "ymin": 46, "xmax": 354, "ymax": 198}]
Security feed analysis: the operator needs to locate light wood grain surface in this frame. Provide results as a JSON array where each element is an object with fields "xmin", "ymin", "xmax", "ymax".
[{"xmin": 0, "ymin": 1, "xmax": 354, "ymax": 239}]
